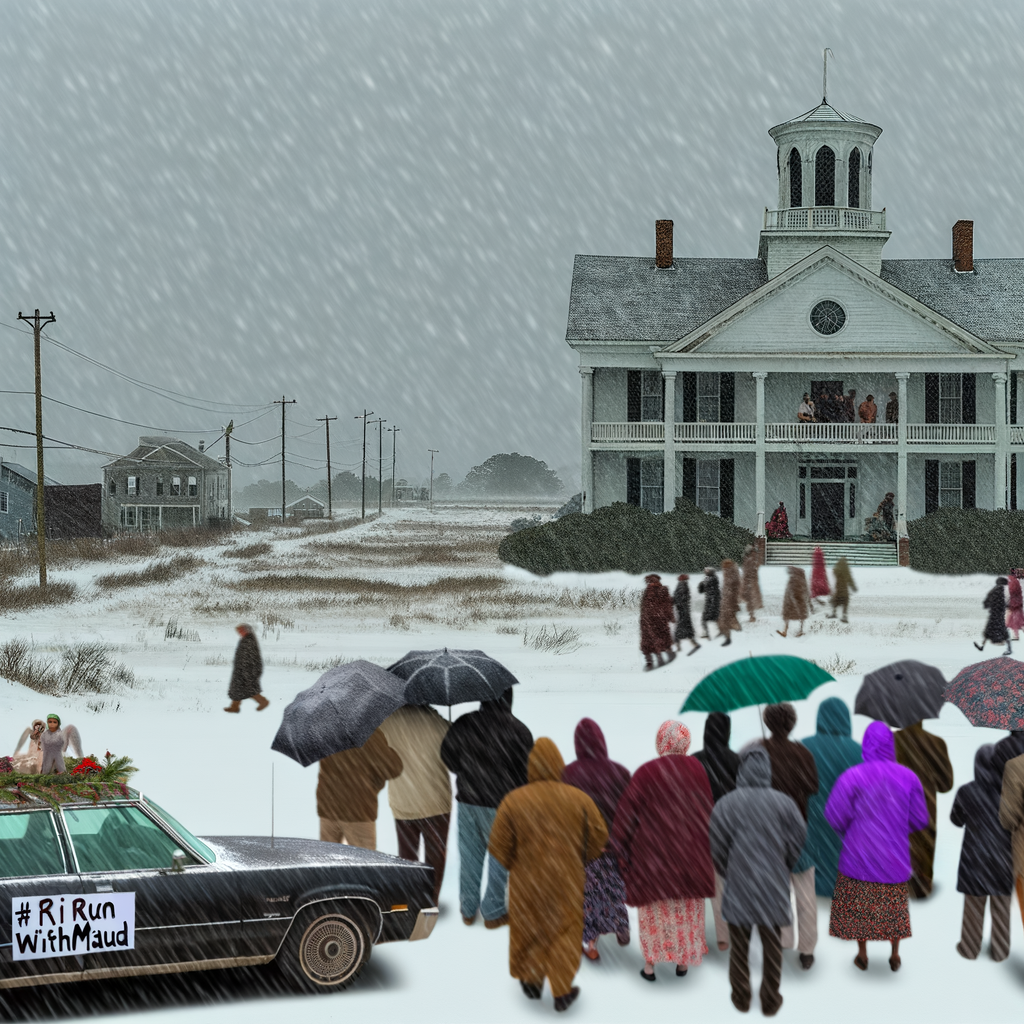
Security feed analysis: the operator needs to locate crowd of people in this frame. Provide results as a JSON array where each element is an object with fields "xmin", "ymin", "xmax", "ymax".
[{"xmin": 796, "ymin": 389, "xmax": 899, "ymax": 425}]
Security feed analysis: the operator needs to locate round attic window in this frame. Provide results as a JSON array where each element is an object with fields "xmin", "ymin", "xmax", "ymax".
[{"xmin": 810, "ymin": 299, "xmax": 846, "ymax": 335}]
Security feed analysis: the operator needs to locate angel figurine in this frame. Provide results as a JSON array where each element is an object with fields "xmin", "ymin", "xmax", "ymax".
[
  {"xmin": 12, "ymin": 719, "xmax": 45, "ymax": 773},
  {"xmin": 37, "ymin": 714, "xmax": 83, "ymax": 774}
]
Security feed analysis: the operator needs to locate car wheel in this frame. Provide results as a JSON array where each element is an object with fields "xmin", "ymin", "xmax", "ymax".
[{"xmin": 277, "ymin": 906, "xmax": 372, "ymax": 992}]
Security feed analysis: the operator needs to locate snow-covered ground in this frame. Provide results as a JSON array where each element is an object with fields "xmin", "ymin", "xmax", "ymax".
[{"xmin": 1, "ymin": 503, "xmax": 1023, "ymax": 1022}]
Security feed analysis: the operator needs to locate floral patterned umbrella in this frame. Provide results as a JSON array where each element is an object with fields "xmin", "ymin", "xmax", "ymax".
[{"xmin": 945, "ymin": 658, "xmax": 1024, "ymax": 730}]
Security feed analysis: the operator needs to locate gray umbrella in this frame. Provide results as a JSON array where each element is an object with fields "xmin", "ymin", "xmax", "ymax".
[
  {"xmin": 855, "ymin": 660, "xmax": 947, "ymax": 729},
  {"xmin": 387, "ymin": 648, "xmax": 519, "ymax": 706},
  {"xmin": 271, "ymin": 660, "xmax": 407, "ymax": 767}
]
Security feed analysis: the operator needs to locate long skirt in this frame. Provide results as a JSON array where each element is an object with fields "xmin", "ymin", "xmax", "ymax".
[
  {"xmin": 1008, "ymin": 608, "xmax": 1024, "ymax": 634},
  {"xmin": 638, "ymin": 897, "xmax": 707, "ymax": 966},
  {"xmin": 829, "ymin": 872, "xmax": 911, "ymax": 942},
  {"xmin": 582, "ymin": 852, "xmax": 629, "ymax": 944}
]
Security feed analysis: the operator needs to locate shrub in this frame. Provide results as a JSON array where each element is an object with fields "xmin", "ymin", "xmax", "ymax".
[
  {"xmin": 0, "ymin": 639, "xmax": 136, "ymax": 695},
  {"xmin": 95, "ymin": 554, "xmax": 205, "ymax": 590},
  {"xmin": 498, "ymin": 500, "xmax": 755, "ymax": 575},
  {"xmin": 0, "ymin": 580, "xmax": 78, "ymax": 615},
  {"xmin": 907, "ymin": 508, "xmax": 1024, "ymax": 574}
]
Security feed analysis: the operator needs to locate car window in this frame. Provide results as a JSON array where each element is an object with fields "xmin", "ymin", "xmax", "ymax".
[
  {"xmin": 142, "ymin": 796, "xmax": 216, "ymax": 863},
  {"xmin": 64, "ymin": 805, "xmax": 199, "ymax": 873},
  {"xmin": 0, "ymin": 810, "xmax": 65, "ymax": 878}
]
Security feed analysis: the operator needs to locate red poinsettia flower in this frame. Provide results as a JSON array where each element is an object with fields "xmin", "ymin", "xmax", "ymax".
[{"xmin": 71, "ymin": 757, "xmax": 103, "ymax": 776}]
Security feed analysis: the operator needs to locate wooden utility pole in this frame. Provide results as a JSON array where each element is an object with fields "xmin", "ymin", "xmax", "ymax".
[
  {"xmin": 223, "ymin": 419, "xmax": 234, "ymax": 529},
  {"xmin": 354, "ymin": 410, "xmax": 374, "ymax": 518},
  {"xmin": 18, "ymin": 309, "xmax": 55, "ymax": 587},
  {"xmin": 374, "ymin": 418, "xmax": 387, "ymax": 516},
  {"xmin": 316, "ymin": 414, "xmax": 337, "ymax": 518},
  {"xmin": 274, "ymin": 397, "xmax": 296, "ymax": 523},
  {"xmin": 386, "ymin": 425, "xmax": 400, "ymax": 507},
  {"xmin": 428, "ymin": 449, "xmax": 439, "ymax": 508}
]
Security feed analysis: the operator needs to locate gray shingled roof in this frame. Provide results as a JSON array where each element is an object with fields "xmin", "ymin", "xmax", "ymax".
[
  {"xmin": 103, "ymin": 439, "xmax": 227, "ymax": 472},
  {"xmin": 566, "ymin": 256, "xmax": 768, "ymax": 343},
  {"xmin": 879, "ymin": 260, "xmax": 1024, "ymax": 346},
  {"xmin": 566, "ymin": 254, "xmax": 1024, "ymax": 346}
]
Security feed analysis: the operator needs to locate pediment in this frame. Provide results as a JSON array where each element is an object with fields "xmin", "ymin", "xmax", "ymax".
[{"xmin": 661, "ymin": 247, "xmax": 1001, "ymax": 357}]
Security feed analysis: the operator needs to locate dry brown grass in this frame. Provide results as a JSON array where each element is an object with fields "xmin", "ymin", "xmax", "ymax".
[
  {"xmin": 0, "ymin": 638, "xmax": 137, "ymax": 695},
  {"xmin": 95, "ymin": 554, "xmax": 206, "ymax": 590},
  {"xmin": 223, "ymin": 541, "xmax": 273, "ymax": 559},
  {"xmin": 0, "ymin": 580, "xmax": 78, "ymax": 615},
  {"xmin": 231, "ymin": 571, "xmax": 505, "ymax": 599}
]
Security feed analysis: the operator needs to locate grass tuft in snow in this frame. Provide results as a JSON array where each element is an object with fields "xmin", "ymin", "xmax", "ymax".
[
  {"xmin": 0, "ymin": 579, "xmax": 78, "ymax": 615},
  {"xmin": 0, "ymin": 639, "xmax": 137, "ymax": 696},
  {"xmin": 164, "ymin": 618, "xmax": 201, "ymax": 642},
  {"xmin": 523, "ymin": 623, "xmax": 583, "ymax": 655},
  {"xmin": 96, "ymin": 554, "xmax": 205, "ymax": 590},
  {"xmin": 814, "ymin": 653, "xmax": 857, "ymax": 676}
]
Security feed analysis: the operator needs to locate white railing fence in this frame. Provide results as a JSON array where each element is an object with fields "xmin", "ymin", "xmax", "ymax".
[
  {"xmin": 762, "ymin": 206, "xmax": 887, "ymax": 231},
  {"xmin": 590, "ymin": 422, "xmax": 665, "ymax": 442},
  {"xmin": 765, "ymin": 422, "xmax": 897, "ymax": 443},
  {"xmin": 674, "ymin": 423, "xmax": 756, "ymax": 443},
  {"xmin": 907, "ymin": 424, "xmax": 996, "ymax": 444}
]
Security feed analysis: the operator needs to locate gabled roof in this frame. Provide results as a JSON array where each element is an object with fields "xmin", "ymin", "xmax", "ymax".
[
  {"xmin": 566, "ymin": 256, "xmax": 767, "ymax": 343},
  {"xmin": 880, "ymin": 260, "xmax": 1024, "ymax": 347},
  {"xmin": 102, "ymin": 437, "xmax": 227, "ymax": 473},
  {"xmin": 0, "ymin": 461, "xmax": 59, "ymax": 486},
  {"xmin": 286, "ymin": 494, "xmax": 326, "ymax": 508}
]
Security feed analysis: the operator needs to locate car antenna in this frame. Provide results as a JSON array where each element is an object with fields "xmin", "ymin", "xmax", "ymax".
[{"xmin": 271, "ymin": 763, "xmax": 275, "ymax": 850}]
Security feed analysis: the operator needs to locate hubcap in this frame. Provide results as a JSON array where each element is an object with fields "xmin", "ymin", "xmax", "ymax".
[{"xmin": 300, "ymin": 916, "xmax": 361, "ymax": 984}]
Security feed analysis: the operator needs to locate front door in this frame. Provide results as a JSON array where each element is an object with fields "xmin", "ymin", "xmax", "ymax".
[{"xmin": 811, "ymin": 482, "xmax": 845, "ymax": 540}]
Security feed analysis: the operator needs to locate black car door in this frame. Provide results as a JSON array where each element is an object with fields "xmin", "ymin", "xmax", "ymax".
[
  {"xmin": 60, "ymin": 803, "xmax": 240, "ymax": 972},
  {"xmin": 0, "ymin": 807, "xmax": 84, "ymax": 986}
]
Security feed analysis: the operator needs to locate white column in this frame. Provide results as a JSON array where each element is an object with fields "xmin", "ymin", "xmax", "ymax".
[
  {"xmin": 753, "ymin": 372, "xmax": 767, "ymax": 535},
  {"xmin": 896, "ymin": 372, "xmax": 909, "ymax": 534},
  {"xmin": 994, "ymin": 371, "xmax": 1008, "ymax": 509},
  {"xmin": 580, "ymin": 368, "xmax": 594, "ymax": 513},
  {"xmin": 1017, "ymin": 372, "xmax": 1024, "ymax": 509},
  {"xmin": 663, "ymin": 371, "xmax": 676, "ymax": 512}
]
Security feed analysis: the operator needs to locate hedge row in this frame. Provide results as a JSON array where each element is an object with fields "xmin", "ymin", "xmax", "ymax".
[
  {"xmin": 907, "ymin": 507, "xmax": 1024, "ymax": 575},
  {"xmin": 498, "ymin": 499, "xmax": 755, "ymax": 576}
]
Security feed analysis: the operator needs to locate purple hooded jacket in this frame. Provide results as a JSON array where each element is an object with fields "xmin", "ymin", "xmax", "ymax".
[
  {"xmin": 561, "ymin": 718, "xmax": 631, "ymax": 829},
  {"xmin": 824, "ymin": 721, "xmax": 929, "ymax": 884}
]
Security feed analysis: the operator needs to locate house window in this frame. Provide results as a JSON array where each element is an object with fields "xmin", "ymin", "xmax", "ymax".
[
  {"xmin": 156, "ymin": 477, "xmax": 163, "ymax": 496},
  {"xmin": 939, "ymin": 374, "xmax": 962, "ymax": 424},
  {"xmin": 940, "ymin": 462, "xmax": 962, "ymax": 507},
  {"xmin": 696, "ymin": 461, "xmax": 720, "ymax": 515},
  {"xmin": 848, "ymin": 148, "xmax": 861, "ymax": 208},
  {"xmin": 127, "ymin": 476, "xmax": 138, "ymax": 496},
  {"xmin": 799, "ymin": 483, "xmax": 806, "ymax": 519},
  {"xmin": 849, "ymin": 483, "xmax": 856, "ymax": 518},
  {"xmin": 110, "ymin": 481, "xmax": 116, "ymax": 496},
  {"xmin": 640, "ymin": 460, "xmax": 663, "ymax": 512},
  {"xmin": 121, "ymin": 506, "xmax": 138, "ymax": 527},
  {"xmin": 172, "ymin": 477, "xmax": 181, "ymax": 496},
  {"xmin": 188, "ymin": 476, "xmax": 198, "ymax": 497},
  {"xmin": 697, "ymin": 372, "xmax": 721, "ymax": 422},
  {"xmin": 815, "ymin": 145, "xmax": 835, "ymax": 206},
  {"xmin": 789, "ymin": 147, "xmax": 802, "ymax": 207},
  {"xmin": 0, "ymin": 490, "xmax": 7, "ymax": 514},
  {"xmin": 640, "ymin": 371, "xmax": 663, "ymax": 422}
]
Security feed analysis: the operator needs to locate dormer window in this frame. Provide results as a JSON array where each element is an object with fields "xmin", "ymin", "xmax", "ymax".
[
  {"xmin": 848, "ymin": 148, "xmax": 861, "ymax": 208},
  {"xmin": 815, "ymin": 146, "xmax": 835, "ymax": 206},
  {"xmin": 788, "ymin": 148, "xmax": 802, "ymax": 207}
]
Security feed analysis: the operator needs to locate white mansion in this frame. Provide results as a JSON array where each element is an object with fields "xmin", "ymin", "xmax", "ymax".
[{"xmin": 566, "ymin": 97, "xmax": 1024, "ymax": 548}]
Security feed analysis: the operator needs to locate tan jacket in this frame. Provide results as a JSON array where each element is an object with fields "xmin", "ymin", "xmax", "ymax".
[
  {"xmin": 379, "ymin": 706, "xmax": 452, "ymax": 820},
  {"xmin": 316, "ymin": 728, "xmax": 403, "ymax": 822},
  {"xmin": 999, "ymin": 752, "xmax": 1024, "ymax": 877}
]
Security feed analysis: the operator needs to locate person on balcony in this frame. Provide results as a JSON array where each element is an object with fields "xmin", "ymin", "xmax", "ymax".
[
  {"xmin": 798, "ymin": 394, "xmax": 815, "ymax": 423},
  {"xmin": 858, "ymin": 395, "xmax": 877, "ymax": 424},
  {"xmin": 843, "ymin": 390, "xmax": 857, "ymax": 424},
  {"xmin": 766, "ymin": 502, "xmax": 792, "ymax": 540},
  {"xmin": 885, "ymin": 392, "xmax": 899, "ymax": 423},
  {"xmin": 816, "ymin": 391, "xmax": 834, "ymax": 423}
]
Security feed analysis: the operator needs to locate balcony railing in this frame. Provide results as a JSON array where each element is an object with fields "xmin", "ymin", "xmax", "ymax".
[
  {"xmin": 1013, "ymin": 427, "xmax": 1024, "ymax": 445},
  {"xmin": 907, "ymin": 424, "xmax": 996, "ymax": 444},
  {"xmin": 591, "ymin": 422, "xmax": 664, "ymax": 442},
  {"xmin": 675, "ymin": 423, "xmax": 756, "ymax": 443},
  {"xmin": 762, "ymin": 206, "xmax": 887, "ymax": 232},
  {"xmin": 765, "ymin": 423, "xmax": 896, "ymax": 443}
]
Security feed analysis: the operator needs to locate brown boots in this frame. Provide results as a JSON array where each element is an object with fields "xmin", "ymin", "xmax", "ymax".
[{"xmin": 224, "ymin": 695, "xmax": 270, "ymax": 713}]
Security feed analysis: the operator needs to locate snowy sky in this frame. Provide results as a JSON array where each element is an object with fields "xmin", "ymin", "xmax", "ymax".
[{"xmin": 2, "ymin": 0, "xmax": 1024, "ymax": 489}]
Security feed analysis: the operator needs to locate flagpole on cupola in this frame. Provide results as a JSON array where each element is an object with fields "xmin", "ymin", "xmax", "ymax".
[{"xmin": 823, "ymin": 47, "xmax": 834, "ymax": 104}]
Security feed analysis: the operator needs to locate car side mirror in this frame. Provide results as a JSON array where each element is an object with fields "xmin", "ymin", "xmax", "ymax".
[{"xmin": 171, "ymin": 850, "xmax": 187, "ymax": 873}]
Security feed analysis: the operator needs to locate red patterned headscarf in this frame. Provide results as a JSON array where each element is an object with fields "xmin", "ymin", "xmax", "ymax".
[{"xmin": 656, "ymin": 720, "xmax": 691, "ymax": 757}]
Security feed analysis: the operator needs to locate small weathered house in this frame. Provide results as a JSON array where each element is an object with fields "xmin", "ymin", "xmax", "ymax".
[
  {"xmin": 286, "ymin": 495, "xmax": 326, "ymax": 520},
  {"xmin": 0, "ymin": 461, "xmax": 58, "ymax": 544},
  {"xmin": 102, "ymin": 436, "xmax": 229, "ymax": 532}
]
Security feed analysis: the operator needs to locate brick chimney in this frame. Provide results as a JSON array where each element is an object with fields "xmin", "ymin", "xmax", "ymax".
[
  {"xmin": 952, "ymin": 219, "xmax": 974, "ymax": 273},
  {"xmin": 198, "ymin": 440, "xmax": 205, "ymax": 452},
  {"xmin": 655, "ymin": 219, "xmax": 674, "ymax": 269}
]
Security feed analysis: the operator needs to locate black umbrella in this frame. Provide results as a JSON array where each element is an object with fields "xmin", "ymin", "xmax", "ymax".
[
  {"xmin": 387, "ymin": 648, "xmax": 519, "ymax": 706},
  {"xmin": 271, "ymin": 660, "xmax": 407, "ymax": 767},
  {"xmin": 854, "ymin": 660, "xmax": 946, "ymax": 729}
]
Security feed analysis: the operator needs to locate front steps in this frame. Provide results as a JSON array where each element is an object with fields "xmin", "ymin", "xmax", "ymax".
[{"xmin": 765, "ymin": 540, "xmax": 899, "ymax": 567}]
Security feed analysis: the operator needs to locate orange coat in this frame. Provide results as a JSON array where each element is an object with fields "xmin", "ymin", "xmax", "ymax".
[{"xmin": 489, "ymin": 738, "xmax": 608, "ymax": 998}]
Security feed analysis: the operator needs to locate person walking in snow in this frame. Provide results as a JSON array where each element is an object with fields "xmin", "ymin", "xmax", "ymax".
[
  {"xmin": 562, "ymin": 718, "xmax": 632, "ymax": 960},
  {"xmin": 999, "ymin": 753, "xmax": 1024, "ymax": 934},
  {"xmin": 672, "ymin": 574, "xmax": 700, "ymax": 655},
  {"xmin": 698, "ymin": 567, "xmax": 721, "ymax": 640},
  {"xmin": 640, "ymin": 574, "xmax": 675, "ymax": 671},
  {"xmin": 613, "ymin": 721, "xmax": 716, "ymax": 983},
  {"xmin": 778, "ymin": 566, "xmax": 810, "ymax": 638},
  {"xmin": 709, "ymin": 747, "xmax": 806, "ymax": 1016},
  {"xmin": 718, "ymin": 559, "xmax": 742, "ymax": 647},
  {"xmin": 1007, "ymin": 573, "xmax": 1024, "ymax": 641},
  {"xmin": 951, "ymin": 744, "xmax": 1014, "ymax": 961},
  {"xmin": 489, "ymin": 738, "xmax": 607, "ymax": 1014},
  {"xmin": 810, "ymin": 547, "xmax": 830, "ymax": 607},
  {"xmin": 224, "ymin": 624, "xmax": 269, "ymax": 712},
  {"xmin": 440, "ymin": 688, "xmax": 533, "ymax": 927},
  {"xmin": 741, "ymin": 544, "xmax": 763, "ymax": 623},
  {"xmin": 827, "ymin": 556, "xmax": 857, "ymax": 623},
  {"xmin": 825, "ymin": 722, "xmax": 928, "ymax": 973},
  {"xmin": 975, "ymin": 577, "xmax": 1012, "ymax": 656}
]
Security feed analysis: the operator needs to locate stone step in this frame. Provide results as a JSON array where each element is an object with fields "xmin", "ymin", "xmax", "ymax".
[{"xmin": 765, "ymin": 541, "xmax": 899, "ymax": 567}]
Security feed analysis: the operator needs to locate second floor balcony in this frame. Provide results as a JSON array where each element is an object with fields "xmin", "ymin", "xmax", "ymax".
[{"xmin": 762, "ymin": 206, "xmax": 887, "ymax": 232}]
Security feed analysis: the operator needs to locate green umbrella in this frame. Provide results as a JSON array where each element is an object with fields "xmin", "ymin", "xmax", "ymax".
[{"xmin": 680, "ymin": 655, "xmax": 834, "ymax": 713}]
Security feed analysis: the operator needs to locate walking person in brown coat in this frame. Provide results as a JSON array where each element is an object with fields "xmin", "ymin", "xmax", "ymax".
[
  {"xmin": 894, "ymin": 721, "xmax": 954, "ymax": 898},
  {"xmin": 224, "ymin": 624, "xmax": 269, "ymax": 712},
  {"xmin": 489, "ymin": 738, "xmax": 607, "ymax": 1013},
  {"xmin": 741, "ymin": 544, "xmax": 763, "ymax": 623},
  {"xmin": 317, "ymin": 727, "xmax": 404, "ymax": 850},
  {"xmin": 999, "ymin": 752, "xmax": 1024, "ymax": 932},
  {"xmin": 827, "ymin": 556, "xmax": 857, "ymax": 623},
  {"xmin": 718, "ymin": 559, "xmax": 742, "ymax": 648},
  {"xmin": 778, "ymin": 567, "xmax": 810, "ymax": 638},
  {"xmin": 640, "ymin": 574, "xmax": 676, "ymax": 671}
]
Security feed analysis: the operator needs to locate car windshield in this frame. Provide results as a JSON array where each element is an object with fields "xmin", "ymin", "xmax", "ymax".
[
  {"xmin": 64, "ymin": 805, "xmax": 200, "ymax": 873},
  {"xmin": 0, "ymin": 810, "xmax": 65, "ymax": 878},
  {"xmin": 142, "ymin": 796, "xmax": 216, "ymax": 863}
]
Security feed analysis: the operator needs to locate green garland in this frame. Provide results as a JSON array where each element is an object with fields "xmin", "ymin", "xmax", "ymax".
[{"xmin": 0, "ymin": 754, "xmax": 138, "ymax": 808}]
